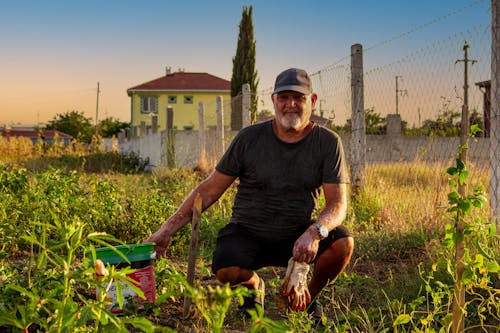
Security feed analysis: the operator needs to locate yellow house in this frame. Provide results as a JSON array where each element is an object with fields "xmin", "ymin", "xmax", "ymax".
[{"xmin": 127, "ymin": 69, "xmax": 231, "ymax": 132}]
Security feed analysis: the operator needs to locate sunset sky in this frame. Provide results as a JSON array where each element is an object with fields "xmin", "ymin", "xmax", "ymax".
[{"xmin": 0, "ymin": 0, "xmax": 490, "ymax": 126}]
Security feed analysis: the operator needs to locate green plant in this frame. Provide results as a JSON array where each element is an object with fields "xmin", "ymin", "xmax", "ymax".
[
  {"xmin": 0, "ymin": 166, "xmax": 157, "ymax": 331},
  {"xmin": 393, "ymin": 126, "xmax": 499, "ymax": 331},
  {"xmin": 247, "ymin": 306, "xmax": 292, "ymax": 332}
]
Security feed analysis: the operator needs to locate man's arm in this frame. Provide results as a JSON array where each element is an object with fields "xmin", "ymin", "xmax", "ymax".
[
  {"xmin": 292, "ymin": 183, "xmax": 348, "ymax": 263},
  {"xmin": 146, "ymin": 170, "xmax": 236, "ymax": 257},
  {"xmin": 315, "ymin": 182, "xmax": 348, "ymax": 231}
]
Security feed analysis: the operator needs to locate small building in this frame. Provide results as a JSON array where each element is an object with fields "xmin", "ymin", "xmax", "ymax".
[
  {"xmin": 475, "ymin": 80, "xmax": 491, "ymax": 137},
  {"xmin": 1, "ymin": 127, "xmax": 73, "ymax": 145},
  {"xmin": 126, "ymin": 68, "xmax": 231, "ymax": 132}
]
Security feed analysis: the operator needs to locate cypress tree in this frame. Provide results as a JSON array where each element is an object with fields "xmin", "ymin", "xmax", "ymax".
[{"xmin": 230, "ymin": 5, "xmax": 259, "ymax": 130}]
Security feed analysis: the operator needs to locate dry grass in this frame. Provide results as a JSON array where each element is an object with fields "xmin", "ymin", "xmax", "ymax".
[{"xmin": 358, "ymin": 161, "xmax": 490, "ymax": 234}]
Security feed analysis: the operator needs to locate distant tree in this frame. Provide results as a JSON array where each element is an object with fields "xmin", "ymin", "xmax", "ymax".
[
  {"xmin": 230, "ymin": 5, "xmax": 259, "ymax": 130},
  {"xmin": 365, "ymin": 108, "xmax": 386, "ymax": 134},
  {"xmin": 420, "ymin": 109, "xmax": 460, "ymax": 137},
  {"xmin": 99, "ymin": 117, "xmax": 130, "ymax": 138},
  {"xmin": 336, "ymin": 107, "xmax": 386, "ymax": 134},
  {"xmin": 45, "ymin": 110, "xmax": 93, "ymax": 143}
]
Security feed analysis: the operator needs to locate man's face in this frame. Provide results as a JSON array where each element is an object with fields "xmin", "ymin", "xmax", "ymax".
[{"xmin": 272, "ymin": 91, "xmax": 317, "ymax": 131}]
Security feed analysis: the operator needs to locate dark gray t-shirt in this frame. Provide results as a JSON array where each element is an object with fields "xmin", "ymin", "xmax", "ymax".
[{"xmin": 216, "ymin": 120, "xmax": 348, "ymax": 241}]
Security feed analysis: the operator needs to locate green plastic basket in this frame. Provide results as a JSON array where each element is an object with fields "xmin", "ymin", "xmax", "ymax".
[{"xmin": 93, "ymin": 243, "xmax": 156, "ymax": 265}]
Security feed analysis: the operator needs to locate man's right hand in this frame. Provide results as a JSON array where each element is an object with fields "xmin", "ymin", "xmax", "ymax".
[{"xmin": 145, "ymin": 229, "xmax": 172, "ymax": 258}]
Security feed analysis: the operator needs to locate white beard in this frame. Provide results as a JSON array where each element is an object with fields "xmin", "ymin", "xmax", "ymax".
[{"xmin": 277, "ymin": 112, "xmax": 303, "ymax": 130}]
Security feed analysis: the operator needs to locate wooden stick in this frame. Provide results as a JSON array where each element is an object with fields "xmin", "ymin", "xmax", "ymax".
[{"xmin": 183, "ymin": 192, "xmax": 202, "ymax": 318}]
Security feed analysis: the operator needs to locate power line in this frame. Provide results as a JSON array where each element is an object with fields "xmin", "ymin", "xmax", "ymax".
[{"xmin": 316, "ymin": 0, "xmax": 487, "ymax": 72}]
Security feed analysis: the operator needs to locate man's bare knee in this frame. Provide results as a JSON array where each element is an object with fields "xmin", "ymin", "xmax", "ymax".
[
  {"xmin": 331, "ymin": 236, "xmax": 354, "ymax": 258},
  {"xmin": 215, "ymin": 266, "xmax": 250, "ymax": 285}
]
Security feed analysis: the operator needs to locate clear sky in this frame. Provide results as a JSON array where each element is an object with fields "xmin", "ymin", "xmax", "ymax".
[{"xmin": 0, "ymin": 0, "xmax": 490, "ymax": 126}]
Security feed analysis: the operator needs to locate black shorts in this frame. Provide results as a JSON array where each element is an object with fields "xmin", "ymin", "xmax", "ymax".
[{"xmin": 211, "ymin": 222, "xmax": 351, "ymax": 274}]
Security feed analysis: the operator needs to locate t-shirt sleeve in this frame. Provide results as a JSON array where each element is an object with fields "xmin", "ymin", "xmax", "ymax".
[
  {"xmin": 322, "ymin": 133, "xmax": 350, "ymax": 184},
  {"xmin": 215, "ymin": 132, "xmax": 244, "ymax": 177}
]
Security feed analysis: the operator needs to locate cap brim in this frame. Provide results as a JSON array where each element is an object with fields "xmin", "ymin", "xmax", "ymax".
[{"xmin": 273, "ymin": 85, "xmax": 311, "ymax": 95}]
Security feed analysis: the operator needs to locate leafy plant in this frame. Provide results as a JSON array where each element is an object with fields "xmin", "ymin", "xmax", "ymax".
[{"xmin": 393, "ymin": 126, "xmax": 499, "ymax": 331}]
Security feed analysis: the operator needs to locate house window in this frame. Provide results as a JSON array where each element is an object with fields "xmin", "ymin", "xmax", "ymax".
[
  {"xmin": 168, "ymin": 96, "xmax": 177, "ymax": 104},
  {"xmin": 141, "ymin": 96, "xmax": 158, "ymax": 113},
  {"xmin": 184, "ymin": 96, "xmax": 193, "ymax": 104}
]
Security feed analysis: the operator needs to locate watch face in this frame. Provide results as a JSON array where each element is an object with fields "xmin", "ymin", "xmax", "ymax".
[{"xmin": 316, "ymin": 223, "xmax": 328, "ymax": 239}]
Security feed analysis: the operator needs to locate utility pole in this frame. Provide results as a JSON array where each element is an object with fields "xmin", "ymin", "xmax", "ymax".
[
  {"xmin": 452, "ymin": 41, "xmax": 476, "ymax": 333},
  {"xmin": 395, "ymin": 75, "xmax": 407, "ymax": 115},
  {"xmin": 95, "ymin": 82, "xmax": 100, "ymax": 135}
]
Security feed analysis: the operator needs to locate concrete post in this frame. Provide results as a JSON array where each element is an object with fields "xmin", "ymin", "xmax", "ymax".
[
  {"xmin": 118, "ymin": 130, "xmax": 125, "ymax": 143},
  {"xmin": 166, "ymin": 107, "xmax": 175, "ymax": 167},
  {"xmin": 216, "ymin": 96, "xmax": 225, "ymax": 158},
  {"xmin": 386, "ymin": 114, "xmax": 402, "ymax": 136},
  {"xmin": 198, "ymin": 102, "xmax": 207, "ymax": 166},
  {"xmin": 242, "ymin": 83, "xmax": 251, "ymax": 128},
  {"xmin": 152, "ymin": 115, "xmax": 158, "ymax": 134},
  {"xmin": 491, "ymin": 0, "xmax": 500, "ymax": 226},
  {"xmin": 350, "ymin": 43, "xmax": 366, "ymax": 192},
  {"xmin": 140, "ymin": 121, "xmax": 146, "ymax": 137}
]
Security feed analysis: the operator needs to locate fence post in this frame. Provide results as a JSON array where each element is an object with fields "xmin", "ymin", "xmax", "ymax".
[
  {"xmin": 198, "ymin": 102, "xmax": 207, "ymax": 167},
  {"xmin": 140, "ymin": 121, "xmax": 146, "ymax": 137},
  {"xmin": 491, "ymin": 0, "xmax": 500, "ymax": 227},
  {"xmin": 242, "ymin": 83, "xmax": 251, "ymax": 128},
  {"xmin": 166, "ymin": 106, "xmax": 175, "ymax": 168},
  {"xmin": 350, "ymin": 43, "xmax": 366, "ymax": 193},
  {"xmin": 152, "ymin": 115, "xmax": 158, "ymax": 134},
  {"xmin": 216, "ymin": 96, "xmax": 225, "ymax": 158},
  {"xmin": 117, "ymin": 131, "xmax": 124, "ymax": 143}
]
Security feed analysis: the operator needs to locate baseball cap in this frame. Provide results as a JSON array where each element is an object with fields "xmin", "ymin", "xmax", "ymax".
[{"xmin": 273, "ymin": 68, "xmax": 312, "ymax": 95}]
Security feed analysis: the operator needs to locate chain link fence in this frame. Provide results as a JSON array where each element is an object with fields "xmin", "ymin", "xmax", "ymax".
[{"xmin": 254, "ymin": 0, "xmax": 498, "ymax": 225}]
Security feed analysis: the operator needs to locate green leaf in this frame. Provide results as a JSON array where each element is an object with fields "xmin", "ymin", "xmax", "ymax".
[
  {"xmin": 458, "ymin": 201, "xmax": 472, "ymax": 214},
  {"xmin": 393, "ymin": 314, "xmax": 411, "ymax": 326},
  {"xmin": 475, "ymin": 239, "xmax": 494, "ymax": 260},
  {"xmin": 486, "ymin": 261, "xmax": 500, "ymax": 273},
  {"xmin": 446, "ymin": 167, "xmax": 458, "ymax": 176},
  {"xmin": 458, "ymin": 170, "xmax": 468, "ymax": 185},
  {"xmin": 461, "ymin": 266, "xmax": 474, "ymax": 284},
  {"xmin": 123, "ymin": 317, "xmax": 155, "ymax": 332},
  {"xmin": 409, "ymin": 296, "xmax": 425, "ymax": 310},
  {"xmin": 447, "ymin": 191, "xmax": 461, "ymax": 204},
  {"xmin": 488, "ymin": 223, "xmax": 496, "ymax": 236},
  {"xmin": 470, "ymin": 124, "xmax": 482, "ymax": 136},
  {"xmin": 7, "ymin": 284, "xmax": 37, "ymax": 299}
]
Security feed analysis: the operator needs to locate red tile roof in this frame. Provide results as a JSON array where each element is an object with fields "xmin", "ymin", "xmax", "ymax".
[
  {"xmin": 127, "ymin": 72, "xmax": 230, "ymax": 95},
  {"xmin": 2, "ymin": 129, "xmax": 73, "ymax": 140}
]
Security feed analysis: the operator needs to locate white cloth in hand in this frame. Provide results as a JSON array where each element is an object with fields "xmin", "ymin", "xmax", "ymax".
[{"xmin": 279, "ymin": 257, "xmax": 311, "ymax": 311}]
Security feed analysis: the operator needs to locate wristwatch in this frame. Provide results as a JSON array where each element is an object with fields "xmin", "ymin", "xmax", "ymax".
[{"xmin": 312, "ymin": 222, "xmax": 329, "ymax": 240}]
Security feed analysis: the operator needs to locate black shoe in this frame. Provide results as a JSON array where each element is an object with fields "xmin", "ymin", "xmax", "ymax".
[
  {"xmin": 238, "ymin": 276, "xmax": 265, "ymax": 316},
  {"xmin": 307, "ymin": 300, "xmax": 324, "ymax": 324}
]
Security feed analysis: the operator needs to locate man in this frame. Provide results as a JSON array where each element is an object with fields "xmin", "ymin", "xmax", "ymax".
[{"xmin": 146, "ymin": 68, "xmax": 354, "ymax": 321}]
